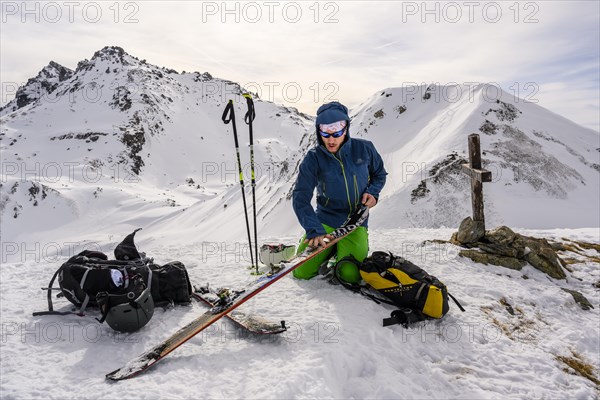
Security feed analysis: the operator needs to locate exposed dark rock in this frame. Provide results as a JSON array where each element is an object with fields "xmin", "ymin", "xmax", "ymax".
[
  {"xmin": 485, "ymin": 226, "xmax": 518, "ymax": 246},
  {"xmin": 516, "ymin": 235, "xmax": 567, "ymax": 279},
  {"xmin": 50, "ymin": 132, "xmax": 108, "ymax": 141},
  {"xmin": 429, "ymin": 152, "xmax": 466, "ymax": 183},
  {"xmin": 13, "ymin": 204, "xmax": 22, "ymax": 218},
  {"xmin": 561, "ymin": 288, "xmax": 594, "ymax": 310},
  {"xmin": 484, "ymin": 100, "xmax": 522, "ymax": 122},
  {"xmin": 410, "ymin": 181, "xmax": 429, "ymax": 204},
  {"xmin": 487, "ymin": 125, "xmax": 584, "ymax": 199},
  {"xmin": 395, "ymin": 105, "xmax": 407, "ymax": 115},
  {"xmin": 121, "ymin": 130, "xmax": 145, "ymax": 174},
  {"xmin": 91, "ymin": 46, "xmax": 129, "ymax": 65},
  {"xmin": 558, "ymin": 238, "xmax": 600, "ymax": 254},
  {"xmin": 27, "ymin": 183, "xmax": 48, "ymax": 202},
  {"xmin": 499, "ymin": 297, "xmax": 516, "ymax": 315},
  {"xmin": 110, "ymin": 86, "xmax": 133, "ymax": 111},
  {"xmin": 480, "ymin": 119, "xmax": 498, "ymax": 135},
  {"xmin": 1, "ymin": 61, "xmax": 74, "ymax": 114},
  {"xmin": 453, "ymin": 216, "xmax": 485, "ymax": 244},
  {"xmin": 453, "ymin": 219, "xmax": 567, "ymax": 279},
  {"xmin": 423, "ymin": 85, "xmax": 434, "ymax": 100},
  {"xmin": 459, "ymin": 249, "xmax": 526, "ymax": 270},
  {"xmin": 411, "ymin": 152, "xmax": 468, "ymax": 204}
]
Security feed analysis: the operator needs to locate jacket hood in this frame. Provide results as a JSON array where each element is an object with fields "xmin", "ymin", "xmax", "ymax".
[{"xmin": 315, "ymin": 101, "xmax": 351, "ymax": 147}]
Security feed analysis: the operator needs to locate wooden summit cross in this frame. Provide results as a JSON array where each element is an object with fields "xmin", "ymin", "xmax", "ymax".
[{"xmin": 461, "ymin": 134, "xmax": 492, "ymax": 230}]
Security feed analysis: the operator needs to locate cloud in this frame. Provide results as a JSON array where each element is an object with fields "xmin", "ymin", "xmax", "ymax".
[{"xmin": 0, "ymin": 1, "xmax": 598, "ymax": 131}]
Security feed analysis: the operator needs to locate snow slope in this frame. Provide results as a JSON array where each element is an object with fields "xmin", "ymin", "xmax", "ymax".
[
  {"xmin": 350, "ymin": 84, "xmax": 600, "ymax": 230},
  {"xmin": 1, "ymin": 228, "xmax": 599, "ymax": 398}
]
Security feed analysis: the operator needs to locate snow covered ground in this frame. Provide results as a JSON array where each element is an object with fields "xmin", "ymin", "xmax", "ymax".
[
  {"xmin": 1, "ymin": 46, "xmax": 598, "ymax": 399},
  {"xmin": 1, "ymin": 227, "xmax": 598, "ymax": 399}
]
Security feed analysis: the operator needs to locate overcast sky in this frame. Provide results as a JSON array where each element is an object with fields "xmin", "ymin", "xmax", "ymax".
[{"xmin": 1, "ymin": 1, "xmax": 599, "ymax": 131}]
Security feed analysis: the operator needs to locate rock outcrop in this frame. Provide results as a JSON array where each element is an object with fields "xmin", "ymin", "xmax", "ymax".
[{"xmin": 451, "ymin": 217, "xmax": 567, "ymax": 279}]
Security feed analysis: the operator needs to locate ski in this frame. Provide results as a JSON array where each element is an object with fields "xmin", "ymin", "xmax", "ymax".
[
  {"xmin": 191, "ymin": 286, "xmax": 286, "ymax": 335},
  {"xmin": 105, "ymin": 205, "xmax": 369, "ymax": 381}
]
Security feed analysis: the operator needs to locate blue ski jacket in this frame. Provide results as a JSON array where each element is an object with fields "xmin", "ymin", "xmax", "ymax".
[{"xmin": 292, "ymin": 124, "xmax": 387, "ymax": 239}]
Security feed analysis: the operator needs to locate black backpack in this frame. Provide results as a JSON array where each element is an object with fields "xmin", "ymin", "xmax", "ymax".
[
  {"xmin": 57, "ymin": 250, "xmax": 150, "ymax": 313},
  {"xmin": 33, "ymin": 229, "xmax": 192, "ymax": 327},
  {"xmin": 148, "ymin": 261, "xmax": 192, "ymax": 305}
]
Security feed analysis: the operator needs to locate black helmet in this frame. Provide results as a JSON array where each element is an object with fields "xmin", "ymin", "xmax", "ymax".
[{"xmin": 97, "ymin": 276, "xmax": 154, "ymax": 333}]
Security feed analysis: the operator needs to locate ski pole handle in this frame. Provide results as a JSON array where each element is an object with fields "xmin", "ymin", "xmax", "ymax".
[
  {"xmin": 243, "ymin": 93, "xmax": 255, "ymax": 124},
  {"xmin": 222, "ymin": 100, "xmax": 234, "ymax": 124}
]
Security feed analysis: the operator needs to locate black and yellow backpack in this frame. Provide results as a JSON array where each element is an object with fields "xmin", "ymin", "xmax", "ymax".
[{"xmin": 350, "ymin": 251, "xmax": 464, "ymax": 327}]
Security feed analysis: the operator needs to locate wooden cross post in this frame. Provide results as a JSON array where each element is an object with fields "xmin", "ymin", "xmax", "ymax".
[{"xmin": 461, "ymin": 134, "xmax": 492, "ymax": 230}]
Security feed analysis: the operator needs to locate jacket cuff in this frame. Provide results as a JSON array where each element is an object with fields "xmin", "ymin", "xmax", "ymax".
[{"xmin": 305, "ymin": 226, "xmax": 327, "ymax": 239}]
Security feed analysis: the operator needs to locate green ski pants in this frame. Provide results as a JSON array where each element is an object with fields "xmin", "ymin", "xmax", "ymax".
[{"xmin": 292, "ymin": 225, "xmax": 368, "ymax": 284}]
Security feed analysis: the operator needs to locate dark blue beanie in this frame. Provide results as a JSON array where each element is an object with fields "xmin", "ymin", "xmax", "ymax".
[{"xmin": 315, "ymin": 102, "xmax": 349, "ymax": 127}]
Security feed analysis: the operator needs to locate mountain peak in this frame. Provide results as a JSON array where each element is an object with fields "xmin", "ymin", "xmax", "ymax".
[
  {"xmin": 75, "ymin": 46, "xmax": 140, "ymax": 74},
  {"xmin": 91, "ymin": 46, "xmax": 128, "ymax": 63},
  {"xmin": 42, "ymin": 61, "xmax": 73, "ymax": 81},
  {"xmin": 0, "ymin": 61, "xmax": 74, "ymax": 115}
]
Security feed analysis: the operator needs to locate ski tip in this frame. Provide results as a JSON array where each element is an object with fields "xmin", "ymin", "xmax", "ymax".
[
  {"xmin": 105, "ymin": 362, "xmax": 148, "ymax": 381},
  {"xmin": 105, "ymin": 369, "xmax": 128, "ymax": 382},
  {"xmin": 105, "ymin": 367, "xmax": 143, "ymax": 382}
]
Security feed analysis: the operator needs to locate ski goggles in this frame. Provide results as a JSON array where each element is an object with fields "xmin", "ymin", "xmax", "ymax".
[
  {"xmin": 319, "ymin": 120, "xmax": 347, "ymax": 138},
  {"xmin": 319, "ymin": 128, "xmax": 346, "ymax": 138}
]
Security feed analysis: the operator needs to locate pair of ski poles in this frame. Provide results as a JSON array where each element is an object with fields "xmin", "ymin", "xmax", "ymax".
[{"xmin": 221, "ymin": 94, "xmax": 260, "ymax": 275}]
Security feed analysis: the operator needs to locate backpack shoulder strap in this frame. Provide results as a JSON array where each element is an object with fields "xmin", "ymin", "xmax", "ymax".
[
  {"xmin": 383, "ymin": 308, "xmax": 428, "ymax": 328},
  {"xmin": 33, "ymin": 264, "xmax": 73, "ymax": 316},
  {"xmin": 33, "ymin": 261, "xmax": 94, "ymax": 317},
  {"xmin": 448, "ymin": 292, "xmax": 466, "ymax": 312}
]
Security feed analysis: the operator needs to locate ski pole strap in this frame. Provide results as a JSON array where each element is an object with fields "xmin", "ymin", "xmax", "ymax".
[
  {"xmin": 77, "ymin": 268, "xmax": 92, "ymax": 315},
  {"xmin": 222, "ymin": 100, "xmax": 234, "ymax": 124},
  {"xmin": 383, "ymin": 308, "xmax": 427, "ymax": 328},
  {"xmin": 32, "ymin": 310, "xmax": 75, "ymax": 316},
  {"xmin": 32, "ymin": 264, "xmax": 64, "ymax": 316},
  {"xmin": 32, "ymin": 267, "xmax": 78, "ymax": 317},
  {"xmin": 449, "ymin": 292, "xmax": 466, "ymax": 312},
  {"xmin": 243, "ymin": 93, "xmax": 255, "ymax": 124}
]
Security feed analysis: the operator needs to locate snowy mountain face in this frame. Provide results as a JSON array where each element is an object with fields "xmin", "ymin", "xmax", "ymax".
[
  {"xmin": 0, "ymin": 46, "xmax": 310, "ymax": 246},
  {"xmin": 1, "ymin": 47, "xmax": 598, "ymax": 399},
  {"xmin": 350, "ymin": 84, "xmax": 599, "ymax": 230},
  {"xmin": 1, "ymin": 46, "xmax": 598, "ymax": 250}
]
